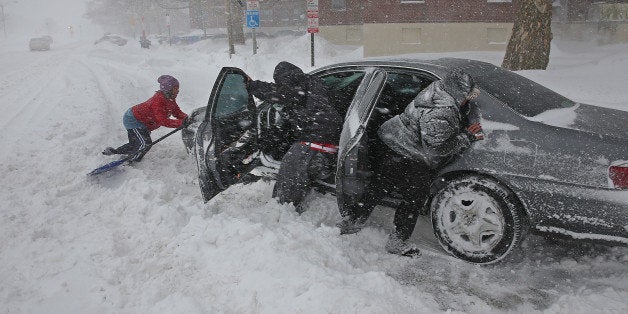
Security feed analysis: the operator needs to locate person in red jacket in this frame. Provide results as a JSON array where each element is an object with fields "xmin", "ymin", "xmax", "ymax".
[{"xmin": 102, "ymin": 75, "xmax": 190, "ymax": 161}]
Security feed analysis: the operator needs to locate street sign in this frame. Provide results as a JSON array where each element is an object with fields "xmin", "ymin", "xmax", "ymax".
[
  {"xmin": 307, "ymin": 0, "xmax": 320, "ymax": 66},
  {"xmin": 307, "ymin": 17, "xmax": 319, "ymax": 33},
  {"xmin": 307, "ymin": 0, "xmax": 319, "ymax": 33},
  {"xmin": 246, "ymin": 10, "xmax": 260, "ymax": 28},
  {"xmin": 246, "ymin": 0, "xmax": 259, "ymax": 11},
  {"xmin": 307, "ymin": 0, "xmax": 319, "ymax": 13}
]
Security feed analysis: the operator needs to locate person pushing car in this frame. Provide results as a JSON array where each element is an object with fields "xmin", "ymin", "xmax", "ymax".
[
  {"xmin": 247, "ymin": 61, "xmax": 343, "ymax": 212},
  {"xmin": 102, "ymin": 75, "xmax": 192, "ymax": 161},
  {"xmin": 338, "ymin": 68, "xmax": 484, "ymax": 257}
]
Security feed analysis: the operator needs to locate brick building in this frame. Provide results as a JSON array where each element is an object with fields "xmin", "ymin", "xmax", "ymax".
[
  {"xmin": 318, "ymin": 0, "xmax": 516, "ymax": 56},
  {"xmin": 189, "ymin": 1, "xmax": 628, "ymax": 57}
]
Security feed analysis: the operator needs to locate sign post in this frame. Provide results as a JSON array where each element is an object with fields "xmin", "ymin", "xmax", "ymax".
[
  {"xmin": 307, "ymin": 0, "xmax": 319, "ymax": 67},
  {"xmin": 2, "ymin": 4, "xmax": 7, "ymax": 38},
  {"xmin": 246, "ymin": 0, "xmax": 260, "ymax": 55},
  {"xmin": 166, "ymin": 14, "xmax": 171, "ymax": 45}
]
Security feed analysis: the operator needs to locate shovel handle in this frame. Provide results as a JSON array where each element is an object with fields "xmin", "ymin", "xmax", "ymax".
[{"xmin": 148, "ymin": 125, "xmax": 185, "ymax": 148}]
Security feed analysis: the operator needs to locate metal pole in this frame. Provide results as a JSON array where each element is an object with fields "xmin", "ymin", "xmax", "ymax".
[
  {"xmin": 166, "ymin": 13, "xmax": 171, "ymax": 45},
  {"xmin": 252, "ymin": 28, "xmax": 257, "ymax": 54},
  {"xmin": 226, "ymin": 0, "xmax": 235, "ymax": 57},
  {"xmin": 310, "ymin": 33, "xmax": 315, "ymax": 67},
  {"xmin": 1, "ymin": 5, "xmax": 6, "ymax": 38}
]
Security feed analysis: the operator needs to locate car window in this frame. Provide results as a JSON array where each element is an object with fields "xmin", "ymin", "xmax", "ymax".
[
  {"xmin": 362, "ymin": 71, "xmax": 433, "ymax": 141},
  {"xmin": 376, "ymin": 72, "xmax": 432, "ymax": 115},
  {"xmin": 320, "ymin": 71, "xmax": 366, "ymax": 117},
  {"xmin": 214, "ymin": 73, "xmax": 249, "ymax": 119},
  {"xmin": 462, "ymin": 63, "xmax": 576, "ymax": 117}
]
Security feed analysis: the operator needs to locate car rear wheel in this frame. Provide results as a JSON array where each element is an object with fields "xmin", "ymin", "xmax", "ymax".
[{"xmin": 430, "ymin": 175, "xmax": 527, "ymax": 264}]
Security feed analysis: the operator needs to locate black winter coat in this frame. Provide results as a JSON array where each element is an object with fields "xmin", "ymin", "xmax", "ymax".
[
  {"xmin": 378, "ymin": 69, "xmax": 480, "ymax": 169},
  {"xmin": 248, "ymin": 62, "xmax": 342, "ymax": 145}
]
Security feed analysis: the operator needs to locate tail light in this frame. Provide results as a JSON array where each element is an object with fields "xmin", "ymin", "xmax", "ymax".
[{"xmin": 609, "ymin": 161, "xmax": 628, "ymax": 189}]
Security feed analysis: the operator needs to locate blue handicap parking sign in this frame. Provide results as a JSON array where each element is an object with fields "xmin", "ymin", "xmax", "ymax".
[{"xmin": 246, "ymin": 10, "xmax": 260, "ymax": 28}]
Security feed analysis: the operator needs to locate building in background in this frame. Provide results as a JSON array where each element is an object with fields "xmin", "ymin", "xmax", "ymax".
[
  {"xmin": 190, "ymin": 0, "xmax": 306, "ymax": 35},
  {"xmin": 553, "ymin": 0, "xmax": 628, "ymax": 45},
  {"xmin": 319, "ymin": 0, "xmax": 515, "ymax": 57},
  {"xmin": 189, "ymin": 0, "xmax": 628, "ymax": 57}
]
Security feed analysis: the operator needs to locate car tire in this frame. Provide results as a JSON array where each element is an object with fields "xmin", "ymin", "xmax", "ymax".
[{"xmin": 430, "ymin": 175, "xmax": 527, "ymax": 264}]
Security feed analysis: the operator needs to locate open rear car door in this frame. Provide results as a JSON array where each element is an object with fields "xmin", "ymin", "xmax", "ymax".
[
  {"xmin": 335, "ymin": 69, "xmax": 387, "ymax": 216},
  {"xmin": 194, "ymin": 67, "xmax": 259, "ymax": 202}
]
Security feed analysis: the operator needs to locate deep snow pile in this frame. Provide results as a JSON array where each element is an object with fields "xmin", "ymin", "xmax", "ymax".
[{"xmin": 1, "ymin": 29, "xmax": 627, "ymax": 314}]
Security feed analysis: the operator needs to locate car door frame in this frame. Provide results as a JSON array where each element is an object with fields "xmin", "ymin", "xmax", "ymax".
[
  {"xmin": 335, "ymin": 68, "xmax": 388, "ymax": 216},
  {"xmin": 194, "ymin": 67, "xmax": 258, "ymax": 202},
  {"xmin": 331, "ymin": 65, "xmax": 446, "ymax": 214}
]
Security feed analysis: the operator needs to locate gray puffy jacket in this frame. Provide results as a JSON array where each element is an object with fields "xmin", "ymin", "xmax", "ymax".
[{"xmin": 378, "ymin": 69, "xmax": 479, "ymax": 169}]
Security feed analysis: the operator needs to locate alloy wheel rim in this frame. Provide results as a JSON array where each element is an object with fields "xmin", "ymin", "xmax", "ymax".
[{"xmin": 438, "ymin": 190, "xmax": 505, "ymax": 253}]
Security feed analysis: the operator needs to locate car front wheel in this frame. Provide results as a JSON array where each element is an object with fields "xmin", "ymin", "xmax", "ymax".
[{"xmin": 430, "ymin": 175, "xmax": 527, "ymax": 264}]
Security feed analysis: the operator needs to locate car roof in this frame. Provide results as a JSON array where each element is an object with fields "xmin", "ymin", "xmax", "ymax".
[
  {"xmin": 312, "ymin": 58, "xmax": 578, "ymax": 117},
  {"xmin": 312, "ymin": 58, "xmax": 498, "ymax": 79}
]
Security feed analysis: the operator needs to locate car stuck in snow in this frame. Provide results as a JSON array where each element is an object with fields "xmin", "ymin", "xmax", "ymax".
[{"xmin": 182, "ymin": 58, "xmax": 628, "ymax": 264}]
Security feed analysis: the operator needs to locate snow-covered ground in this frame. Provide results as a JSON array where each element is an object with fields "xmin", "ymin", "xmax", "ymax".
[{"xmin": 1, "ymin": 23, "xmax": 627, "ymax": 314}]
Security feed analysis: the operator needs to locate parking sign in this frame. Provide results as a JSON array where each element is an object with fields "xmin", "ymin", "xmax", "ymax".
[{"xmin": 246, "ymin": 10, "xmax": 260, "ymax": 28}]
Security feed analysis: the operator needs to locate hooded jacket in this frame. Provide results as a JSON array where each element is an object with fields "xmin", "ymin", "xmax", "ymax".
[
  {"xmin": 248, "ymin": 61, "xmax": 342, "ymax": 144},
  {"xmin": 132, "ymin": 91, "xmax": 187, "ymax": 131},
  {"xmin": 378, "ymin": 69, "xmax": 478, "ymax": 168}
]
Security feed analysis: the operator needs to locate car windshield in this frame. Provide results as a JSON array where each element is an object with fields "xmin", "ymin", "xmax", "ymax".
[{"xmin": 462, "ymin": 63, "xmax": 576, "ymax": 117}]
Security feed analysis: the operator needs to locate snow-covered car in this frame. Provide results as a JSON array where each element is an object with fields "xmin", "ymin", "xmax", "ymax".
[
  {"xmin": 94, "ymin": 34, "xmax": 128, "ymax": 46},
  {"xmin": 41, "ymin": 35, "xmax": 53, "ymax": 44},
  {"xmin": 29, "ymin": 37, "xmax": 51, "ymax": 51},
  {"xmin": 183, "ymin": 59, "xmax": 628, "ymax": 264}
]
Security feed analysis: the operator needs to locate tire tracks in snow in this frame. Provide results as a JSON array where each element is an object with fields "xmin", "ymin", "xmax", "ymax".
[{"xmin": 0, "ymin": 51, "xmax": 69, "ymax": 131}]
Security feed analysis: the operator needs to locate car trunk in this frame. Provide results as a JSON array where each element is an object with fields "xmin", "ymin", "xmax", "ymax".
[{"xmin": 573, "ymin": 103, "xmax": 628, "ymax": 139}]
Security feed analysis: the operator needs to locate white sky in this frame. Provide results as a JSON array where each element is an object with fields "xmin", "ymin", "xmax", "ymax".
[{"xmin": 1, "ymin": 0, "xmax": 100, "ymax": 42}]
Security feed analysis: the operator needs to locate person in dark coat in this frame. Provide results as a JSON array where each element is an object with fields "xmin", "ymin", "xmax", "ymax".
[
  {"xmin": 102, "ymin": 75, "xmax": 191, "ymax": 161},
  {"xmin": 247, "ymin": 61, "xmax": 343, "ymax": 212},
  {"xmin": 337, "ymin": 68, "xmax": 484, "ymax": 257}
]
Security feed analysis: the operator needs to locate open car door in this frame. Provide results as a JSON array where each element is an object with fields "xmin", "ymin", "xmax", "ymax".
[
  {"xmin": 335, "ymin": 69, "xmax": 387, "ymax": 217},
  {"xmin": 194, "ymin": 67, "xmax": 259, "ymax": 202}
]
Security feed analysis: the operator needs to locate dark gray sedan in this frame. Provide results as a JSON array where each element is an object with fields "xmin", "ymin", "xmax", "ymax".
[{"xmin": 183, "ymin": 58, "xmax": 628, "ymax": 264}]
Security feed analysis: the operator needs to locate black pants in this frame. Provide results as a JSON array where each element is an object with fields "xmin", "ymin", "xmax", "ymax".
[
  {"xmin": 349, "ymin": 144, "xmax": 432, "ymax": 241},
  {"xmin": 113, "ymin": 128, "xmax": 152, "ymax": 161},
  {"xmin": 273, "ymin": 142, "xmax": 335, "ymax": 207}
]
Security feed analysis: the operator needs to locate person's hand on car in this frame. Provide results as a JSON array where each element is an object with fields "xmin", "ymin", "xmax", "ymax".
[
  {"xmin": 466, "ymin": 123, "xmax": 484, "ymax": 141},
  {"xmin": 182, "ymin": 116, "xmax": 193, "ymax": 128},
  {"xmin": 247, "ymin": 80, "xmax": 264, "ymax": 93}
]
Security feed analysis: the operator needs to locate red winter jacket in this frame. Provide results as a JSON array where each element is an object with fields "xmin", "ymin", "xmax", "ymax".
[{"xmin": 132, "ymin": 91, "xmax": 187, "ymax": 131}]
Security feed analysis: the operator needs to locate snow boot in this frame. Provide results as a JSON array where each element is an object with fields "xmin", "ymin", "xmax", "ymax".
[
  {"xmin": 295, "ymin": 201, "xmax": 306, "ymax": 214},
  {"xmin": 336, "ymin": 216, "xmax": 368, "ymax": 235},
  {"xmin": 385, "ymin": 234, "xmax": 421, "ymax": 258},
  {"xmin": 102, "ymin": 147, "xmax": 117, "ymax": 156}
]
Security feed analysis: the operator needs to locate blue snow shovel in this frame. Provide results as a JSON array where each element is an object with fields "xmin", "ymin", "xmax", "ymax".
[{"xmin": 88, "ymin": 125, "xmax": 185, "ymax": 176}]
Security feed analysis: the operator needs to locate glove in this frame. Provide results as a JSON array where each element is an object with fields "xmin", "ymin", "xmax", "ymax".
[
  {"xmin": 247, "ymin": 80, "xmax": 267, "ymax": 95},
  {"xmin": 182, "ymin": 116, "xmax": 193, "ymax": 128},
  {"xmin": 465, "ymin": 123, "xmax": 484, "ymax": 142}
]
